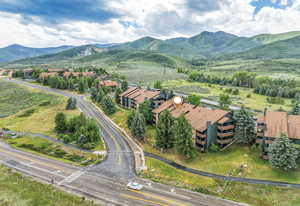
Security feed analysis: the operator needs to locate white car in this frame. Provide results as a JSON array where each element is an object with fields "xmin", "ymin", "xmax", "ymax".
[{"xmin": 127, "ymin": 182, "xmax": 144, "ymax": 190}]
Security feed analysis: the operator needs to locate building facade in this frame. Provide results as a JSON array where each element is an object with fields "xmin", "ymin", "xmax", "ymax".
[{"xmin": 153, "ymin": 99, "xmax": 235, "ymax": 152}]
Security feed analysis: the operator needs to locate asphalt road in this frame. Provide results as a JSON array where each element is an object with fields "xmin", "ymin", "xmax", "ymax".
[{"xmin": 0, "ymin": 78, "xmax": 248, "ymax": 206}]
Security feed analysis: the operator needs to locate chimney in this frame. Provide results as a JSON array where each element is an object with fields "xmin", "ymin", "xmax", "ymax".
[{"xmin": 264, "ymin": 107, "xmax": 267, "ymax": 117}]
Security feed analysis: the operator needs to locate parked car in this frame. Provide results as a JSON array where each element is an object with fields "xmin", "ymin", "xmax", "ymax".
[{"xmin": 127, "ymin": 182, "xmax": 143, "ymax": 191}]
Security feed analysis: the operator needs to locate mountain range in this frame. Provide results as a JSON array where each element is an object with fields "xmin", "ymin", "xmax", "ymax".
[{"xmin": 2, "ymin": 30, "xmax": 300, "ymax": 66}]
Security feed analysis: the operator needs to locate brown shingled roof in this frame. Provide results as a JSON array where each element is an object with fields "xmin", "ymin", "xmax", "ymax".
[
  {"xmin": 134, "ymin": 90, "xmax": 160, "ymax": 105},
  {"xmin": 154, "ymin": 101, "xmax": 229, "ymax": 132},
  {"xmin": 288, "ymin": 115, "xmax": 300, "ymax": 140},
  {"xmin": 39, "ymin": 72, "xmax": 58, "ymax": 78},
  {"xmin": 48, "ymin": 68, "xmax": 64, "ymax": 72},
  {"xmin": 257, "ymin": 111, "xmax": 288, "ymax": 138},
  {"xmin": 120, "ymin": 87, "xmax": 139, "ymax": 97},
  {"xmin": 153, "ymin": 99, "xmax": 174, "ymax": 114},
  {"xmin": 100, "ymin": 80, "xmax": 118, "ymax": 87}
]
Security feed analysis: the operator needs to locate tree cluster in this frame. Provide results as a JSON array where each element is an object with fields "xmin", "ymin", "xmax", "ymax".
[{"xmin": 55, "ymin": 113, "xmax": 101, "ymax": 149}]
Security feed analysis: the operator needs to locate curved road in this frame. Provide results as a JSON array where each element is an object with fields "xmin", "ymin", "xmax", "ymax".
[{"xmin": 5, "ymin": 78, "xmax": 135, "ymax": 180}]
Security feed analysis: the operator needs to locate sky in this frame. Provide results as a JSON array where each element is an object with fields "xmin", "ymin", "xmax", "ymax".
[{"xmin": 0, "ymin": 0, "xmax": 300, "ymax": 48}]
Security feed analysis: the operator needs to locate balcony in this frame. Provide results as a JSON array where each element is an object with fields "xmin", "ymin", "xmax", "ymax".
[
  {"xmin": 218, "ymin": 124, "xmax": 234, "ymax": 131},
  {"xmin": 217, "ymin": 138, "xmax": 233, "ymax": 144},
  {"xmin": 217, "ymin": 132, "xmax": 234, "ymax": 137},
  {"xmin": 196, "ymin": 140, "xmax": 206, "ymax": 145},
  {"xmin": 256, "ymin": 139, "xmax": 263, "ymax": 143},
  {"xmin": 196, "ymin": 133, "xmax": 207, "ymax": 138},
  {"xmin": 257, "ymin": 132, "xmax": 264, "ymax": 137}
]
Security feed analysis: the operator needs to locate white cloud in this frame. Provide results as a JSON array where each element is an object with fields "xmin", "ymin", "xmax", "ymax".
[{"xmin": 0, "ymin": 0, "xmax": 300, "ymax": 48}]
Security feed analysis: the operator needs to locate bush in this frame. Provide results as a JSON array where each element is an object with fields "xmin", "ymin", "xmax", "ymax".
[
  {"xmin": 18, "ymin": 108, "xmax": 36, "ymax": 117},
  {"xmin": 39, "ymin": 101, "xmax": 51, "ymax": 106},
  {"xmin": 210, "ymin": 144, "xmax": 219, "ymax": 152},
  {"xmin": 246, "ymin": 93, "xmax": 251, "ymax": 98}
]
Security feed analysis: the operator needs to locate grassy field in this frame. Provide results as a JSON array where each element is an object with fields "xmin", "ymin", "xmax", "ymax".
[
  {"xmin": 107, "ymin": 61, "xmax": 187, "ymax": 86},
  {"xmin": 163, "ymin": 79, "xmax": 293, "ymax": 111},
  {"xmin": 0, "ymin": 79, "xmax": 57, "ymax": 118},
  {"xmin": 0, "ymin": 80, "xmax": 80, "ymax": 137},
  {"xmin": 142, "ymin": 157, "xmax": 300, "ymax": 206},
  {"xmin": 5, "ymin": 135, "xmax": 103, "ymax": 166},
  {"xmin": 0, "ymin": 165, "xmax": 99, "ymax": 206}
]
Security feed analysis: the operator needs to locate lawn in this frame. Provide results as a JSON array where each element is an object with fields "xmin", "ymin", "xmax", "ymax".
[
  {"xmin": 163, "ymin": 79, "xmax": 293, "ymax": 111},
  {"xmin": 5, "ymin": 135, "xmax": 103, "ymax": 166},
  {"xmin": 0, "ymin": 81, "xmax": 80, "ymax": 137},
  {"xmin": 142, "ymin": 157, "xmax": 300, "ymax": 206},
  {"xmin": 0, "ymin": 165, "xmax": 99, "ymax": 206},
  {"xmin": 0, "ymin": 79, "xmax": 57, "ymax": 118}
]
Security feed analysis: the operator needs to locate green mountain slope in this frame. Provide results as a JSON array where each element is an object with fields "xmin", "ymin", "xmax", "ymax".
[
  {"xmin": 0, "ymin": 44, "xmax": 73, "ymax": 63},
  {"xmin": 251, "ymin": 31, "xmax": 300, "ymax": 45},
  {"xmin": 12, "ymin": 45, "xmax": 102, "ymax": 64},
  {"xmin": 78, "ymin": 49, "xmax": 190, "ymax": 67},
  {"xmin": 218, "ymin": 35, "xmax": 300, "ymax": 60},
  {"xmin": 110, "ymin": 31, "xmax": 262, "ymax": 59}
]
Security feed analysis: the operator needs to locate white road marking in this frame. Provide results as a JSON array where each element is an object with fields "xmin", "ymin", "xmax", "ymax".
[{"xmin": 58, "ymin": 170, "xmax": 85, "ymax": 185}]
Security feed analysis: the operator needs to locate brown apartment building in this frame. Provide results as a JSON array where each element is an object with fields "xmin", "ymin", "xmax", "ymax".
[
  {"xmin": 120, "ymin": 87, "xmax": 161, "ymax": 109},
  {"xmin": 256, "ymin": 111, "xmax": 300, "ymax": 159},
  {"xmin": 153, "ymin": 99, "xmax": 235, "ymax": 151}
]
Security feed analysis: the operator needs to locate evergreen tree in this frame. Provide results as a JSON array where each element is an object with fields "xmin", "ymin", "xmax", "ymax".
[
  {"xmin": 130, "ymin": 110, "xmax": 146, "ymax": 140},
  {"xmin": 290, "ymin": 102, "xmax": 300, "ymax": 115},
  {"xmin": 219, "ymin": 94, "xmax": 231, "ymax": 109},
  {"xmin": 156, "ymin": 110, "xmax": 175, "ymax": 150},
  {"xmin": 96, "ymin": 88, "xmax": 105, "ymax": 103},
  {"xmin": 139, "ymin": 100, "xmax": 153, "ymax": 124},
  {"xmin": 66, "ymin": 97, "xmax": 77, "ymax": 110},
  {"xmin": 115, "ymin": 87, "xmax": 122, "ymax": 104},
  {"xmin": 174, "ymin": 115, "xmax": 196, "ymax": 159},
  {"xmin": 187, "ymin": 94, "xmax": 201, "ymax": 106},
  {"xmin": 154, "ymin": 81, "xmax": 162, "ymax": 89},
  {"xmin": 127, "ymin": 110, "xmax": 135, "ymax": 130},
  {"xmin": 269, "ymin": 134, "xmax": 299, "ymax": 171},
  {"xmin": 234, "ymin": 107, "xmax": 256, "ymax": 144},
  {"xmin": 101, "ymin": 96, "xmax": 116, "ymax": 115},
  {"xmin": 121, "ymin": 80, "xmax": 128, "ymax": 92},
  {"xmin": 55, "ymin": 113, "xmax": 67, "ymax": 133}
]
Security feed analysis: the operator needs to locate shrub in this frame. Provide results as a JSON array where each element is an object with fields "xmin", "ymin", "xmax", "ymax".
[{"xmin": 18, "ymin": 108, "xmax": 36, "ymax": 117}]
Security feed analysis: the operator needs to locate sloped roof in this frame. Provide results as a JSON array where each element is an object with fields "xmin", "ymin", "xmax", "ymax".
[
  {"xmin": 288, "ymin": 115, "xmax": 300, "ymax": 140},
  {"xmin": 134, "ymin": 90, "xmax": 160, "ymax": 105},
  {"xmin": 100, "ymin": 80, "xmax": 118, "ymax": 87},
  {"xmin": 153, "ymin": 101, "xmax": 229, "ymax": 132},
  {"xmin": 257, "ymin": 111, "xmax": 289, "ymax": 138},
  {"xmin": 120, "ymin": 87, "xmax": 139, "ymax": 97}
]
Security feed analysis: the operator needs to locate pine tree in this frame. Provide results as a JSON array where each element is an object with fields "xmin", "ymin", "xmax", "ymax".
[
  {"xmin": 55, "ymin": 113, "xmax": 67, "ymax": 133},
  {"xmin": 269, "ymin": 134, "xmax": 299, "ymax": 171},
  {"xmin": 234, "ymin": 106, "xmax": 256, "ymax": 144},
  {"xmin": 219, "ymin": 94, "xmax": 231, "ymax": 109},
  {"xmin": 139, "ymin": 100, "xmax": 153, "ymax": 124},
  {"xmin": 174, "ymin": 115, "xmax": 196, "ymax": 159},
  {"xmin": 115, "ymin": 87, "xmax": 122, "ymax": 104},
  {"xmin": 187, "ymin": 94, "xmax": 201, "ymax": 106},
  {"xmin": 101, "ymin": 96, "xmax": 116, "ymax": 115},
  {"xmin": 130, "ymin": 110, "xmax": 146, "ymax": 140},
  {"xmin": 156, "ymin": 110, "xmax": 175, "ymax": 150},
  {"xmin": 121, "ymin": 80, "xmax": 128, "ymax": 92},
  {"xmin": 154, "ymin": 81, "xmax": 162, "ymax": 89},
  {"xmin": 66, "ymin": 97, "xmax": 77, "ymax": 110},
  {"xmin": 290, "ymin": 102, "xmax": 300, "ymax": 115}
]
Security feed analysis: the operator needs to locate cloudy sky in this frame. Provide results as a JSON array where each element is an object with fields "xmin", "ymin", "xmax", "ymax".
[{"xmin": 0, "ymin": 0, "xmax": 299, "ymax": 48}]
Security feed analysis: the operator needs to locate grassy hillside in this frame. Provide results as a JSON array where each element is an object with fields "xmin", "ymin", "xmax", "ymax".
[
  {"xmin": 0, "ymin": 44, "xmax": 73, "ymax": 63},
  {"xmin": 251, "ymin": 31, "xmax": 300, "ymax": 45},
  {"xmin": 79, "ymin": 49, "xmax": 190, "ymax": 67},
  {"xmin": 12, "ymin": 45, "xmax": 102, "ymax": 64},
  {"xmin": 0, "ymin": 80, "xmax": 57, "ymax": 118},
  {"xmin": 219, "ymin": 35, "xmax": 300, "ymax": 60}
]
